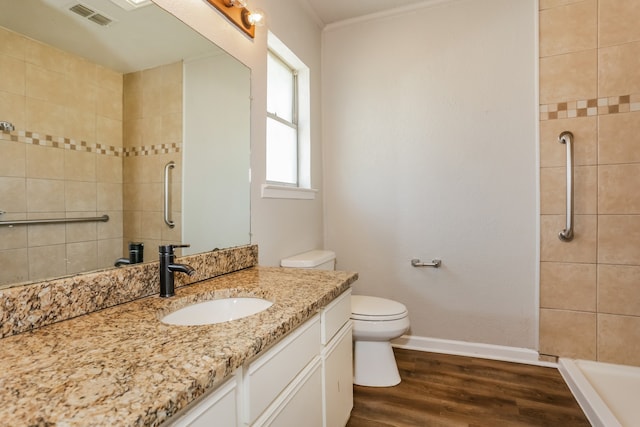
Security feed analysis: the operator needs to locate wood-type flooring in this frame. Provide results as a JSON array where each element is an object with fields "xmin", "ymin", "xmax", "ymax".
[{"xmin": 346, "ymin": 348, "xmax": 590, "ymax": 427}]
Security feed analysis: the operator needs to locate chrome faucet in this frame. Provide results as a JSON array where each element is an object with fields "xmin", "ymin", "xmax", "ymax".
[{"xmin": 159, "ymin": 244, "xmax": 195, "ymax": 297}]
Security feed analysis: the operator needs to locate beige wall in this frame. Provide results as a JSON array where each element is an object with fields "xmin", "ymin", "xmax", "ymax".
[
  {"xmin": 122, "ymin": 62, "xmax": 183, "ymax": 256},
  {"xmin": 0, "ymin": 26, "xmax": 123, "ymax": 285},
  {"xmin": 539, "ymin": 0, "xmax": 640, "ymax": 366}
]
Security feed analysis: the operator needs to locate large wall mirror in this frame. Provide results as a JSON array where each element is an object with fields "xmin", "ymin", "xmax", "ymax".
[{"xmin": 0, "ymin": 0, "xmax": 251, "ymax": 289}]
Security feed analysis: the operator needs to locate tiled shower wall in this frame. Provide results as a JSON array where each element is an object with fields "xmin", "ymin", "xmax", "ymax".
[
  {"xmin": 122, "ymin": 62, "xmax": 183, "ymax": 260},
  {"xmin": 0, "ymin": 27, "xmax": 123, "ymax": 285},
  {"xmin": 539, "ymin": 0, "xmax": 640, "ymax": 366},
  {"xmin": 0, "ymin": 26, "xmax": 184, "ymax": 285}
]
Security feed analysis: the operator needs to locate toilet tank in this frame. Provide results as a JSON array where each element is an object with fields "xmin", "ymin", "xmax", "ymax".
[{"xmin": 280, "ymin": 250, "xmax": 336, "ymax": 270}]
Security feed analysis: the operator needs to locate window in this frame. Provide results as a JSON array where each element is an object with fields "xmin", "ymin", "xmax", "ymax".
[
  {"xmin": 266, "ymin": 51, "xmax": 298, "ymax": 185},
  {"xmin": 263, "ymin": 33, "xmax": 315, "ymax": 199}
]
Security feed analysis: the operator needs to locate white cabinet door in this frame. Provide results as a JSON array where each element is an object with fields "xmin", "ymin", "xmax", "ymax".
[
  {"xmin": 244, "ymin": 315, "xmax": 321, "ymax": 424},
  {"xmin": 253, "ymin": 357, "xmax": 323, "ymax": 427},
  {"xmin": 323, "ymin": 322, "xmax": 353, "ymax": 427},
  {"xmin": 168, "ymin": 375, "xmax": 237, "ymax": 427}
]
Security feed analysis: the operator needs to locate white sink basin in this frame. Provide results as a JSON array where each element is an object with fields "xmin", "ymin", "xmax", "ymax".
[{"xmin": 161, "ymin": 297, "xmax": 273, "ymax": 326}]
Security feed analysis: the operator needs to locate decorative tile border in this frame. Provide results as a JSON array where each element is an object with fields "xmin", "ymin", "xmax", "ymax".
[
  {"xmin": 540, "ymin": 93, "xmax": 640, "ymax": 121},
  {"xmin": 0, "ymin": 129, "xmax": 181, "ymax": 157}
]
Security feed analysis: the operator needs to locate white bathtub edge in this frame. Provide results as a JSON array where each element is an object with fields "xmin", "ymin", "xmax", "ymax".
[{"xmin": 558, "ymin": 358, "xmax": 622, "ymax": 427}]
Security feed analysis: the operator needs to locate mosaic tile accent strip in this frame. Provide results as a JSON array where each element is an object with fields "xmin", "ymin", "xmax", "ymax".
[
  {"xmin": 540, "ymin": 93, "xmax": 640, "ymax": 121},
  {"xmin": 0, "ymin": 129, "xmax": 181, "ymax": 157},
  {"xmin": 0, "ymin": 245, "xmax": 258, "ymax": 339}
]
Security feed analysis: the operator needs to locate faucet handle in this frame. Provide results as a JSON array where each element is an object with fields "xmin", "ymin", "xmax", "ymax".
[{"xmin": 158, "ymin": 244, "xmax": 190, "ymax": 254}]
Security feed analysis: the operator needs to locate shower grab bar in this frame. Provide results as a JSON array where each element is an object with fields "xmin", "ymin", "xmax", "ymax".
[
  {"xmin": 411, "ymin": 258, "xmax": 442, "ymax": 268},
  {"xmin": 0, "ymin": 215, "xmax": 109, "ymax": 227},
  {"xmin": 558, "ymin": 131, "xmax": 574, "ymax": 242},
  {"xmin": 164, "ymin": 161, "xmax": 175, "ymax": 228}
]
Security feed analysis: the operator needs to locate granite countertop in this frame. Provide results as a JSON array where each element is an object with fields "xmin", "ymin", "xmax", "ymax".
[{"xmin": 0, "ymin": 266, "xmax": 358, "ymax": 426}]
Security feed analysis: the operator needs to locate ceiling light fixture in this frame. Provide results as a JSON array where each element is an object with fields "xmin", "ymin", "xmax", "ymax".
[{"xmin": 205, "ymin": 0, "xmax": 265, "ymax": 38}]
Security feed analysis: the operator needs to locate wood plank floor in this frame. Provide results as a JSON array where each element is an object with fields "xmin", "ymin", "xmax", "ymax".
[{"xmin": 346, "ymin": 348, "xmax": 590, "ymax": 427}]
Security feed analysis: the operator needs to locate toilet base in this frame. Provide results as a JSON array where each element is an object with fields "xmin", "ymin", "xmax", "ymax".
[{"xmin": 353, "ymin": 340, "xmax": 401, "ymax": 387}]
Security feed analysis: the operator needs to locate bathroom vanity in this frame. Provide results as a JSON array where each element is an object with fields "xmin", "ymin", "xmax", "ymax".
[{"xmin": 0, "ymin": 266, "xmax": 357, "ymax": 426}]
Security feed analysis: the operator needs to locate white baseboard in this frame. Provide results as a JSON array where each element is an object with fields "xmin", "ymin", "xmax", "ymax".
[{"xmin": 392, "ymin": 335, "xmax": 557, "ymax": 368}]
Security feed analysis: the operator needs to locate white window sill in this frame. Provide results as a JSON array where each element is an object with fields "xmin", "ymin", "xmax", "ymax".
[{"xmin": 261, "ymin": 184, "xmax": 318, "ymax": 200}]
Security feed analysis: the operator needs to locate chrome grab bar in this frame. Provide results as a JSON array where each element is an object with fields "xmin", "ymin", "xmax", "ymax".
[
  {"xmin": 411, "ymin": 258, "xmax": 442, "ymax": 268},
  {"xmin": 0, "ymin": 215, "xmax": 109, "ymax": 227},
  {"xmin": 164, "ymin": 161, "xmax": 175, "ymax": 228},
  {"xmin": 558, "ymin": 131, "xmax": 574, "ymax": 242}
]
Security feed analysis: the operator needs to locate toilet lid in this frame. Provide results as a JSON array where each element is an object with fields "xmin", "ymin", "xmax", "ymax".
[{"xmin": 351, "ymin": 295, "xmax": 408, "ymax": 321}]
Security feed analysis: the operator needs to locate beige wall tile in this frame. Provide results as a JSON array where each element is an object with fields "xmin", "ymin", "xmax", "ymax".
[
  {"xmin": 0, "ymin": 248, "xmax": 28, "ymax": 285},
  {"xmin": 598, "ymin": 265, "xmax": 640, "ymax": 316},
  {"xmin": 98, "ymin": 211, "xmax": 123, "ymax": 240},
  {"xmin": 66, "ymin": 241, "xmax": 97, "ymax": 275},
  {"xmin": 98, "ymin": 238, "xmax": 125, "ymax": 268},
  {"xmin": 540, "ymin": 308, "xmax": 596, "ymax": 359},
  {"xmin": 598, "ymin": 314, "xmax": 640, "ymax": 365},
  {"xmin": 142, "ymin": 66, "xmax": 164, "ymax": 117},
  {"xmin": 599, "ymin": 41, "xmax": 640, "ymax": 97},
  {"xmin": 162, "ymin": 212, "xmax": 181, "ymax": 242},
  {"xmin": 67, "ymin": 56, "xmax": 97, "ymax": 85},
  {"xmin": 162, "ymin": 113, "xmax": 183, "ymax": 144},
  {"xmin": 0, "ymin": 54, "xmax": 25, "ymax": 96},
  {"xmin": 540, "ymin": 0, "xmax": 584, "ymax": 10},
  {"xmin": 540, "ymin": 117, "xmax": 597, "ymax": 167},
  {"xmin": 598, "ymin": 215, "xmax": 640, "ymax": 264},
  {"xmin": 24, "ymin": 39, "xmax": 68, "ymax": 74},
  {"xmin": 0, "ymin": 27, "xmax": 26, "ymax": 59},
  {"xmin": 139, "ymin": 210, "xmax": 162, "ymax": 240},
  {"xmin": 122, "ymin": 210, "xmax": 141, "ymax": 243},
  {"xmin": 123, "ymin": 183, "xmax": 143, "ymax": 212},
  {"xmin": 140, "ymin": 183, "xmax": 163, "ymax": 212},
  {"xmin": 0, "ymin": 140, "xmax": 26, "ymax": 177},
  {"xmin": 123, "ymin": 118, "xmax": 143, "ymax": 148},
  {"xmin": 0, "ymin": 213, "xmax": 27, "ymax": 250},
  {"xmin": 598, "ymin": 112, "xmax": 640, "ymax": 164},
  {"xmin": 540, "ymin": 0, "xmax": 596, "ymax": 57},
  {"xmin": 26, "ymin": 178, "xmax": 64, "ymax": 212},
  {"xmin": 162, "ymin": 62, "xmax": 183, "ymax": 115},
  {"xmin": 28, "ymin": 244, "xmax": 67, "ymax": 281},
  {"xmin": 142, "ymin": 116, "xmax": 163, "ymax": 149},
  {"xmin": 540, "ymin": 165, "xmax": 596, "ymax": 215},
  {"xmin": 27, "ymin": 219, "xmax": 65, "ymax": 247},
  {"xmin": 65, "ymin": 214, "xmax": 97, "ymax": 243},
  {"xmin": 96, "ymin": 83, "xmax": 122, "ymax": 122},
  {"xmin": 0, "ymin": 177, "xmax": 26, "ymax": 212},
  {"xmin": 66, "ymin": 109, "xmax": 96, "ymax": 144},
  {"xmin": 599, "ymin": 164, "xmax": 640, "ymax": 214},
  {"xmin": 540, "ymin": 49, "xmax": 597, "ymax": 104},
  {"xmin": 0, "ymin": 91, "xmax": 26, "ymax": 129},
  {"xmin": 96, "ymin": 116, "xmax": 123, "ymax": 149},
  {"xmin": 65, "ymin": 181, "xmax": 96, "ymax": 212},
  {"xmin": 599, "ymin": 0, "xmax": 640, "ymax": 47},
  {"xmin": 540, "ymin": 262, "xmax": 596, "ymax": 311},
  {"xmin": 65, "ymin": 150, "xmax": 96, "ymax": 182},
  {"xmin": 26, "ymin": 97, "xmax": 65, "ymax": 137},
  {"xmin": 541, "ymin": 214, "xmax": 597, "ymax": 262},
  {"xmin": 97, "ymin": 182, "xmax": 123, "ymax": 211},
  {"xmin": 123, "ymin": 156, "xmax": 143, "ymax": 184},
  {"xmin": 123, "ymin": 72, "xmax": 143, "ymax": 120},
  {"xmin": 26, "ymin": 145, "xmax": 63, "ymax": 180},
  {"xmin": 96, "ymin": 155, "xmax": 122, "ymax": 184},
  {"xmin": 25, "ymin": 63, "xmax": 66, "ymax": 104},
  {"xmin": 63, "ymin": 76, "xmax": 95, "ymax": 112}
]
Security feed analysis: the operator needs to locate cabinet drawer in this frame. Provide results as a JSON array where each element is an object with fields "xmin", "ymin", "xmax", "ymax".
[
  {"xmin": 244, "ymin": 315, "xmax": 321, "ymax": 424},
  {"xmin": 321, "ymin": 289, "xmax": 351, "ymax": 345}
]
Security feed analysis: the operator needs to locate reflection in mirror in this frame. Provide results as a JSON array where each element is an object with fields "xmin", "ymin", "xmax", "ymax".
[{"xmin": 0, "ymin": 0, "xmax": 251, "ymax": 288}]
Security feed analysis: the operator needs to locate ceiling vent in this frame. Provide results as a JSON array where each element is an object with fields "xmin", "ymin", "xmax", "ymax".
[{"xmin": 68, "ymin": 3, "xmax": 114, "ymax": 26}]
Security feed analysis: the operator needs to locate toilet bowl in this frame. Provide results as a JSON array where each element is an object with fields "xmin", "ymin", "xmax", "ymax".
[
  {"xmin": 280, "ymin": 250, "xmax": 411, "ymax": 388},
  {"xmin": 351, "ymin": 295, "xmax": 410, "ymax": 387}
]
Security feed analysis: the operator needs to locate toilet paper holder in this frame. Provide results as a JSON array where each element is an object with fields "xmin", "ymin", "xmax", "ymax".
[{"xmin": 411, "ymin": 258, "xmax": 441, "ymax": 268}]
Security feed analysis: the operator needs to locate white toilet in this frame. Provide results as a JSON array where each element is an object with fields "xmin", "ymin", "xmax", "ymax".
[{"xmin": 280, "ymin": 250, "xmax": 410, "ymax": 387}]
